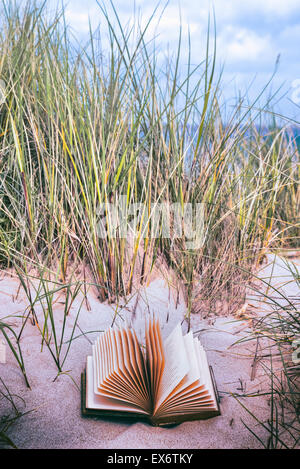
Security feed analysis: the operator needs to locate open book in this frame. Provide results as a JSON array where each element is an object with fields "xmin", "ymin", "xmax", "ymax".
[{"xmin": 81, "ymin": 319, "xmax": 220, "ymax": 426}]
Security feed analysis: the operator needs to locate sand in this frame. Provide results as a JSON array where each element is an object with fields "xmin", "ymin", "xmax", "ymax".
[{"xmin": 0, "ymin": 253, "xmax": 299, "ymax": 449}]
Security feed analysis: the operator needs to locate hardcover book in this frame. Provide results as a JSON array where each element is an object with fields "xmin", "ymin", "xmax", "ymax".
[{"xmin": 81, "ymin": 319, "xmax": 220, "ymax": 426}]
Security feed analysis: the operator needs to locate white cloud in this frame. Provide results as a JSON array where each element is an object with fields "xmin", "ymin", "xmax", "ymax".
[
  {"xmin": 241, "ymin": 0, "xmax": 299, "ymax": 15},
  {"xmin": 208, "ymin": 0, "xmax": 300, "ymax": 20},
  {"xmin": 64, "ymin": 4, "xmax": 100, "ymax": 34},
  {"xmin": 48, "ymin": 0, "xmax": 298, "ymax": 116},
  {"xmin": 219, "ymin": 27, "xmax": 273, "ymax": 63},
  {"xmin": 64, "ymin": 10, "xmax": 90, "ymax": 32},
  {"xmin": 137, "ymin": 4, "xmax": 202, "ymax": 44}
]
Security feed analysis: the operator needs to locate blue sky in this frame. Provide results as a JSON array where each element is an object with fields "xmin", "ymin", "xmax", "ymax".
[{"xmin": 48, "ymin": 0, "xmax": 300, "ymax": 121}]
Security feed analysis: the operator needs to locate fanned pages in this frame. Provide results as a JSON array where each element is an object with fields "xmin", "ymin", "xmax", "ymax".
[{"xmin": 82, "ymin": 319, "xmax": 220, "ymax": 426}]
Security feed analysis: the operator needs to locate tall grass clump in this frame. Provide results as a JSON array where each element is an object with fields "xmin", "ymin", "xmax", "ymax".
[
  {"xmin": 0, "ymin": 0, "xmax": 298, "ymax": 322},
  {"xmin": 232, "ymin": 255, "xmax": 300, "ymax": 448},
  {"xmin": 255, "ymin": 259, "xmax": 299, "ymax": 448},
  {"xmin": 0, "ymin": 377, "xmax": 32, "ymax": 448},
  {"xmin": 15, "ymin": 265, "xmax": 85, "ymax": 380}
]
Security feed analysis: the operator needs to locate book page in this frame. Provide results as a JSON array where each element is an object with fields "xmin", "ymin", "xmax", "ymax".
[
  {"xmin": 145, "ymin": 320, "xmax": 153, "ymax": 393},
  {"xmin": 154, "ymin": 337, "xmax": 218, "ymax": 417},
  {"xmin": 196, "ymin": 341, "xmax": 218, "ymax": 409},
  {"xmin": 120, "ymin": 328, "xmax": 151, "ymax": 408},
  {"xmin": 92, "ymin": 328, "xmax": 150, "ymax": 410},
  {"xmin": 93, "ymin": 336, "xmax": 105, "ymax": 392},
  {"xmin": 154, "ymin": 320, "xmax": 165, "ymax": 388},
  {"xmin": 153, "ymin": 323, "xmax": 189, "ymax": 413},
  {"xmin": 154, "ymin": 332, "xmax": 203, "ymax": 413},
  {"xmin": 181, "ymin": 332, "xmax": 201, "ymax": 385},
  {"xmin": 94, "ymin": 333, "xmax": 131, "ymax": 400},
  {"xmin": 171, "ymin": 339, "xmax": 217, "ymax": 411},
  {"xmin": 145, "ymin": 318, "xmax": 164, "ymax": 403},
  {"xmin": 127, "ymin": 328, "xmax": 150, "ymax": 403},
  {"xmin": 150, "ymin": 319, "xmax": 165, "ymax": 401},
  {"xmin": 86, "ymin": 356, "xmax": 148, "ymax": 415}
]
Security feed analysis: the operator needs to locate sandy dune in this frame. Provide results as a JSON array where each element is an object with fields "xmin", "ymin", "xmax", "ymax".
[{"xmin": 0, "ymin": 254, "xmax": 299, "ymax": 449}]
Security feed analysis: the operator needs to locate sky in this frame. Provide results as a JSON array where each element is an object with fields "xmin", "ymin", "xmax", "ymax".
[{"xmin": 47, "ymin": 0, "xmax": 300, "ymax": 122}]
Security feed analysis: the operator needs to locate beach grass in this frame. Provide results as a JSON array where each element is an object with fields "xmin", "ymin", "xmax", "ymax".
[
  {"xmin": 0, "ymin": 1, "xmax": 298, "ymax": 311},
  {"xmin": 0, "ymin": 0, "xmax": 299, "ymax": 448},
  {"xmin": 230, "ymin": 255, "xmax": 300, "ymax": 448}
]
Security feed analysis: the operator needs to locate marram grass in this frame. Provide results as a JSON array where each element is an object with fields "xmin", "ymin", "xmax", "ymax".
[
  {"xmin": 0, "ymin": 0, "xmax": 298, "ymax": 311},
  {"xmin": 0, "ymin": 0, "xmax": 299, "ymax": 449}
]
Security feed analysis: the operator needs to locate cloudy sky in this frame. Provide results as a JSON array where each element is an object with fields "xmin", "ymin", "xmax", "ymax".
[{"xmin": 49, "ymin": 0, "xmax": 300, "ymax": 120}]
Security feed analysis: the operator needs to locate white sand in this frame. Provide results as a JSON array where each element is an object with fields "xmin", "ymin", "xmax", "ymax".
[{"xmin": 0, "ymin": 253, "xmax": 299, "ymax": 449}]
